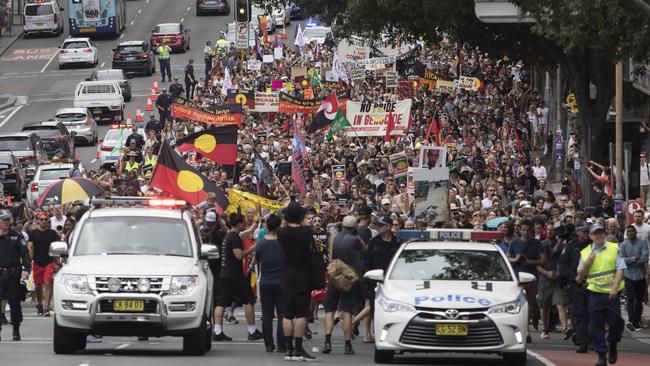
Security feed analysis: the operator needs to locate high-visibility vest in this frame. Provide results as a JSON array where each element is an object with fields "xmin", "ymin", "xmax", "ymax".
[
  {"xmin": 216, "ymin": 39, "xmax": 228, "ymax": 52},
  {"xmin": 125, "ymin": 161, "xmax": 140, "ymax": 173},
  {"xmin": 580, "ymin": 242, "xmax": 625, "ymax": 294},
  {"xmin": 158, "ymin": 46, "xmax": 171, "ymax": 60},
  {"xmin": 144, "ymin": 155, "xmax": 157, "ymax": 167},
  {"xmin": 205, "ymin": 46, "xmax": 214, "ymax": 57}
]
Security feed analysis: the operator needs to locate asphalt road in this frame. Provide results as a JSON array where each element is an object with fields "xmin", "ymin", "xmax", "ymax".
[{"xmin": 0, "ymin": 0, "xmax": 300, "ymax": 172}]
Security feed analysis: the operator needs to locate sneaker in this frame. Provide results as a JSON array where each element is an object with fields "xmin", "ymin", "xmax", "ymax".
[
  {"xmin": 634, "ymin": 324, "xmax": 642, "ymax": 331},
  {"xmin": 344, "ymin": 344, "xmax": 355, "ymax": 355},
  {"xmin": 293, "ymin": 349, "xmax": 317, "ymax": 361},
  {"xmin": 43, "ymin": 310, "xmax": 51, "ymax": 317},
  {"xmin": 284, "ymin": 349, "xmax": 294, "ymax": 361},
  {"xmin": 36, "ymin": 305, "xmax": 44, "ymax": 316},
  {"xmin": 304, "ymin": 326, "xmax": 313, "ymax": 340},
  {"xmin": 225, "ymin": 315, "xmax": 239, "ymax": 324},
  {"xmin": 540, "ymin": 331, "xmax": 550, "ymax": 340},
  {"xmin": 626, "ymin": 321, "xmax": 637, "ymax": 332},
  {"xmin": 562, "ymin": 328, "xmax": 575, "ymax": 341},
  {"xmin": 322, "ymin": 341, "xmax": 332, "ymax": 354},
  {"xmin": 247, "ymin": 329, "xmax": 263, "ymax": 341},
  {"xmin": 265, "ymin": 344, "xmax": 275, "ymax": 352},
  {"xmin": 212, "ymin": 332, "xmax": 232, "ymax": 341}
]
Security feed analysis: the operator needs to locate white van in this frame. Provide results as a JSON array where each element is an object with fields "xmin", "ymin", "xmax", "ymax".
[
  {"xmin": 73, "ymin": 81, "xmax": 125, "ymax": 122},
  {"xmin": 23, "ymin": 0, "xmax": 64, "ymax": 37}
]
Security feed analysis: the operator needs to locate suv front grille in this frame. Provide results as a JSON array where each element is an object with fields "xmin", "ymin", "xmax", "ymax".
[
  {"xmin": 95, "ymin": 277, "xmax": 164, "ymax": 293},
  {"xmin": 400, "ymin": 313, "xmax": 503, "ymax": 348},
  {"xmin": 98, "ymin": 299, "xmax": 158, "ymax": 313}
]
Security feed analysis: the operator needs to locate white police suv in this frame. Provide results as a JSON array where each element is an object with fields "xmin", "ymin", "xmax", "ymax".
[{"xmin": 365, "ymin": 229, "xmax": 535, "ymax": 365}]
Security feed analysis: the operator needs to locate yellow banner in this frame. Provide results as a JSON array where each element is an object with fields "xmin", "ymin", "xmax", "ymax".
[{"xmin": 226, "ymin": 189, "xmax": 285, "ymax": 218}]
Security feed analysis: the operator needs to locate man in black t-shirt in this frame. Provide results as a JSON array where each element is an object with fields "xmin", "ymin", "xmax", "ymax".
[
  {"xmin": 212, "ymin": 213, "xmax": 261, "ymax": 342},
  {"xmin": 28, "ymin": 211, "xmax": 59, "ymax": 317}
]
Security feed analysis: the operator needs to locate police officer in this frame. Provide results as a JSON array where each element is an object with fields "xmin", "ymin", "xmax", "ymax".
[
  {"xmin": 184, "ymin": 59, "xmax": 196, "ymax": 100},
  {"xmin": 0, "ymin": 209, "xmax": 31, "ymax": 341},
  {"xmin": 144, "ymin": 113, "xmax": 163, "ymax": 136},
  {"xmin": 576, "ymin": 224, "xmax": 626, "ymax": 366},
  {"xmin": 155, "ymin": 89, "xmax": 171, "ymax": 124},
  {"xmin": 157, "ymin": 43, "xmax": 172, "ymax": 82},
  {"xmin": 204, "ymin": 41, "xmax": 215, "ymax": 80},
  {"xmin": 169, "ymin": 77, "xmax": 184, "ymax": 101},
  {"xmin": 558, "ymin": 222, "xmax": 591, "ymax": 353},
  {"xmin": 216, "ymin": 35, "xmax": 228, "ymax": 57}
]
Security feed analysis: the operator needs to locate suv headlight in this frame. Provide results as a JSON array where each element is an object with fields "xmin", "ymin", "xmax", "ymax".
[
  {"xmin": 488, "ymin": 300, "xmax": 522, "ymax": 315},
  {"xmin": 376, "ymin": 290, "xmax": 415, "ymax": 313},
  {"xmin": 62, "ymin": 274, "xmax": 90, "ymax": 294},
  {"xmin": 170, "ymin": 276, "xmax": 198, "ymax": 295}
]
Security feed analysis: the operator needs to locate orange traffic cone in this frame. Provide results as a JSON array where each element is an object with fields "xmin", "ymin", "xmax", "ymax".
[
  {"xmin": 153, "ymin": 79, "xmax": 159, "ymax": 94},
  {"xmin": 146, "ymin": 98, "xmax": 154, "ymax": 111},
  {"xmin": 95, "ymin": 149, "xmax": 100, "ymax": 160},
  {"xmin": 126, "ymin": 112, "xmax": 132, "ymax": 125},
  {"xmin": 281, "ymin": 23, "xmax": 287, "ymax": 39},
  {"xmin": 135, "ymin": 104, "xmax": 144, "ymax": 122},
  {"xmin": 149, "ymin": 88, "xmax": 157, "ymax": 101}
]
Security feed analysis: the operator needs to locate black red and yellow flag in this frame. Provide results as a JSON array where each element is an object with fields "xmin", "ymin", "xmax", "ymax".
[
  {"xmin": 175, "ymin": 125, "xmax": 237, "ymax": 165},
  {"xmin": 150, "ymin": 141, "xmax": 229, "ymax": 210}
]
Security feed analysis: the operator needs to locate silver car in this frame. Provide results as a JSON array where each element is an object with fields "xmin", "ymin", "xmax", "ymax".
[
  {"xmin": 53, "ymin": 108, "xmax": 98, "ymax": 146},
  {"xmin": 26, "ymin": 162, "xmax": 80, "ymax": 208}
]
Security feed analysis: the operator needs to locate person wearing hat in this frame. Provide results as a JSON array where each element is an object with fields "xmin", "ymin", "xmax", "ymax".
[
  {"xmin": 322, "ymin": 215, "xmax": 363, "ymax": 355},
  {"xmin": 155, "ymin": 88, "xmax": 171, "ymax": 124},
  {"xmin": 144, "ymin": 113, "xmax": 163, "ymax": 135},
  {"xmin": 276, "ymin": 201, "xmax": 318, "ymax": 361},
  {"xmin": 576, "ymin": 224, "xmax": 626, "ymax": 366},
  {"xmin": 169, "ymin": 76, "xmax": 184, "ymax": 101},
  {"xmin": 184, "ymin": 59, "xmax": 196, "ymax": 100},
  {"xmin": 68, "ymin": 159, "xmax": 82, "ymax": 178},
  {"xmin": 123, "ymin": 151, "xmax": 140, "ymax": 174},
  {"xmin": 0, "ymin": 209, "xmax": 31, "ymax": 341}
]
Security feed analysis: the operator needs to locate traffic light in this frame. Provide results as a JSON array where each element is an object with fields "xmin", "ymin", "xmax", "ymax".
[{"xmin": 235, "ymin": 0, "xmax": 250, "ymax": 22}]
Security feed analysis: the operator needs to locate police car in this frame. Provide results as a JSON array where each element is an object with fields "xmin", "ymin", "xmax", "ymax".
[
  {"xmin": 97, "ymin": 124, "xmax": 145, "ymax": 169},
  {"xmin": 365, "ymin": 229, "xmax": 535, "ymax": 365}
]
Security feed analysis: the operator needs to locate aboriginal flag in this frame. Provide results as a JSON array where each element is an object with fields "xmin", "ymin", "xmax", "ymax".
[
  {"xmin": 151, "ymin": 141, "xmax": 229, "ymax": 210},
  {"xmin": 176, "ymin": 125, "xmax": 238, "ymax": 165}
]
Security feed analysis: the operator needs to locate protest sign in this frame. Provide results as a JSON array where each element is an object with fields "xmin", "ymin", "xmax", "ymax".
[
  {"xmin": 336, "ymin": 39, "xmax": 371, "ymax": 61},
  {"xmin": 385, "ymin": 71, "xmax": 398, "ymax": 88},
  {"xmin": 389, "ymin": 152, "xmax": 408, "ymax": 177},
  {"xmin": 346, "ymin": 99, "xmax": 412, "ymax": 137},
  {"xmin": 226, "ymin": 88, "xmax": 255, "ymax": 109},
  {"xmin": 171, "ymin": 97, "xmax": 242, "ymax": 126},
  {"xmin": 419, "ymin": 146, "xmax": 447, "ymax": 168},
  {"xmin": 263, "ymin": 54, "xmax": 274, "ymax": 63},
  {"xmin": 274, "ymin": 47, "xmax": 283, "ymax": 60},
  {"xmin": 406, "ymin": 168, "xmax": 414, "ymax": 194},
  {"xmin": 247, "ymin": 59, "xmax": 261, "ymax": 71},
  {"xmin": 456, "ymin": 76, "xmax": 481, "ymax": 91},
  {"xmin": 332, "ymin": 164, "xmax": 346, "ymax": 181},
  {"xmin": 291, "ymin": 66, "xmax": 308, "ymax": 79},
  {"xmin": 412, "ymin": 168, "xmax": 449, "ymax": 225},
  {"xmin": 271, "ymin": 79, "xmax": 283, "ymax": 90},
  {"xmin": 435, "ymin": 79, "xmax": 456, "ymax": 94},
  {"xmin": 252, "ymin": 92, "xmax": 279, "ymax": 112}
]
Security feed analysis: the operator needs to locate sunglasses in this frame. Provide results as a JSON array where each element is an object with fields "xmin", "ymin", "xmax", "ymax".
[{"xmin": 37, "ymin": 218, "xmax": 48, "ymax": 221}]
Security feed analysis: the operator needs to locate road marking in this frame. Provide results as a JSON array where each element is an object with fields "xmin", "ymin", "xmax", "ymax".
[
  {"xmin": 186, "ymin": 6, "xmax": 191, "ymax": 11},
  {"xmin": 40, "ymin": 49, "xmax": 59, "ymax": 73},
  {"xmin": 180, "ymin": 17, "xmax": 185, "ymax": 23},
  {"xmin": 115, "ymin": 343, "xmax": 130, "ymax": 350},
  {"xmin": 0, "ymin": 105, "xmax": 24, "ymax": 129},
  {"xmin": 527, "ymin": 349, "xmax": 557, "ymax": 366},
  {"xmin": 91, "ymin": 158, "xmax": 98, "ymax": 164},
  {"xmin": 100, "ymin": 62, "xmax": 105, "ymax": 68},
  {"xmin": 78, "ymin": 363, "xmax": 90, "ymax": 366},
  {"xmin": 120, "ymin": 33, "xmax": 126, "ymax": 39},
  {"xmin": 138, "ymin": 9, "xmax": 142, "ymax": 14},
  {"xmin": 130, "ymin": 20, "xmax": 135, "ymax": 26}
]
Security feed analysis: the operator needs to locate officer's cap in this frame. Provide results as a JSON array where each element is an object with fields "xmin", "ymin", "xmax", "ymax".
[{"xmin": 0, "ymin": 209, "xmax": 13, "ymax": 222}]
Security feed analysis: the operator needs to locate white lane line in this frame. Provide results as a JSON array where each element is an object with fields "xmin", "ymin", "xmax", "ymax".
[
  {"xmin": 146, "ymin": 0, "xmax": 150, "ymax": 3},
  {"xmin": 130, "ymin": 20, "xmax": 135, "ymax": 26},
  {"xmin": 526, "ymin": 349, "xmax": 556, "ymax": 366},
  {"xmin": 78, "ymin": 363, "xmax": 90, "ymax": 366},
  {"xmin": 90, "ymin": 158, "xmax": 98, "ymax": 164},
  {"xmin": 0, "ymin": 105, "xmax": 24, "ymax": 129},
  {"xmin": 186, "ymin": 6, "xmax": 191, "ymax": 11},
  {"xmin": 115, "ymin": 343, "xmax": 130, "ymax": 350},
  {"xmin": 120, "ymin": 33, "xmax": 126, "ymax": 39},
  {"xmin": 40, "ymin": 50, "xmax": 59, "ymax": 73},
  {"xmin": 138, "ymin": 8, "xmax": 142, "ymax": 14},
  {"xmin": 100, "ymin": 62, "xmax": 105, "ymax": 68},
  {"xmin": 180, "ymin": 17, "xmax": 185, "ymax": 23}
]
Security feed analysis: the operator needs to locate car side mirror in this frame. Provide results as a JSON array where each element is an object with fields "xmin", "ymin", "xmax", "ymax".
[
  {"xmin": 199, "ymin": 244, "xmax": 219, "ymax": 260},
  {"xmin": 364, "ymin": 269, "xmax": 385, "ymax": 282},
  {"xmin": 518, "ymin": 272, "xmax": 536, "ymax": 285},
  {"xmin": 49, "ymin": 241, "xmax": 69, "ymax": 258}
]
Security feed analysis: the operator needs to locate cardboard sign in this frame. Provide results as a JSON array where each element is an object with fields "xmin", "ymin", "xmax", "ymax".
[
  {"xmin": 385, "ymin": 71, "xmax": 398, "ymax": 88},
  {"xmin": 435, "ymin": 79, "xmax": 456, "ymax": 94},
  {"xmin": 291, "ymin": 66, "xmax": 308, "ymax": 79},
  {"xmin": 332, "ymin": 164, "xmax": 346, "ymax": 181},
  {"xmin": 389, "ymin": 152, "xmax": 409, "ymax": 177},
  {"xmin": 247, "ymin": 60, "xmax": 262, "ymax": 70},
  {"xmin": 456, "ymin": 76, "xmax": 481, "ymax": 91},
  {"xmin": 274, "ymin": 47, "xmax": 284, "ymax": 60},
  {"xmin": 263, "ymin": 54, "xmax": 274, "ymax": 63},
  {"xmin": 412, "ymin": 168, "xmax": 449, "ymax": 225}
]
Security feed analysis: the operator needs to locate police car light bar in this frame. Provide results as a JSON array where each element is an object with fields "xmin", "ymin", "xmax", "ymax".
[
  {"xmin": 87, "ymin": 197, "xmax": 187, "ymax": 208},
  {"xmin": 396, "ymin": 229, "xmax": 504, "ymax": 242}
]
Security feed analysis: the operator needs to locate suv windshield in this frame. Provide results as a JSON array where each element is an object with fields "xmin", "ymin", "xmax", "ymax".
[
  {"xmin": 74, "ymin": 217, "xmax": 193, "ymax": 257},
  {"xmin": 25, "ymin": 5, "xmax": 54, "ymax": 16},
  {"xmin": 390, "ymin": 249, "xmax": 512, "ymax": 281},
  {"xmin": 0, "ymin": 137, "xmax": 31, "ymax": 151}
]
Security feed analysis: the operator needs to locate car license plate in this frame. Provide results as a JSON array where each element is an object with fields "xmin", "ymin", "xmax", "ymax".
[
  {"xmin": 435, "ymin": 324, "xmax": 468, "ymax": 336},
  {"xmin": 113, "ymin": 300, "xmax": 144, "ymax": 312},
  {"xmin": 106, "ymin": 155, "xmax": 118, "ymax": 161},
  {"xmin": 36, "ymin": 23, "xmax": 44, "ymax": 26},
  {"xmin": 163, "ymin": 37, "xmax": 172, "ymax": 43},
  {"xmin": 79, "ymin": 28, "xmax": 96, "ymax": 33},
  {"xmin": 93, "ymin": 108, "xmax": 103, "ymax": 114},
  {"xmin": 126, "ymin": 56, "xmax": 136, "ymax": 61}
]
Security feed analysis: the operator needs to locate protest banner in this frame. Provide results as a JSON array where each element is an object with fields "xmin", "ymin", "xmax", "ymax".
[
  {"xmin": 252, "ymin": 92, "xmax": 280, "ymax": 112},
  {"xmin": 385, "ymin": 71, "xmax": 398, "ymax": 88},
  {"xmin": 346, "ymin": 99, "xmax": 412, "ymax": 137},
  {"xmin": 226, "ymin": 88, "xmax": 255, "ymax": 109},
  {"xmin": 389, "ymin": 152, "xmax": 408, "ymax": 177},
  {"xmin": 278, "ymin": 92, "xmax": 325, "ymax": 114},
  {"xmin": 456, "ymin": 76, "xmax": 481, "ymax": 91},
  {"xmin": 336, "ymin": 39, "xmax": 371, "ymax": 61},
  {"xmin": 412, "ymin": 167, "xmax": 449, "ymax": 225},
  {"xmin": 171, "ymin": 97, "xmax": 242, "ymax": 126},
  {"xmin": 332, "ymin": 164, "xmax": 346, "ymax": 181},
  {"xmin": 435, "ymin": 79, "xmax": 456, "ymax": 94},
  {"xmin": 226, "ymin": 189, "xmax": 285, "ymax": 219}
]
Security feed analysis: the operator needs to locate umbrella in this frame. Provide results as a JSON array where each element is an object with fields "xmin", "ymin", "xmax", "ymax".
[
  {"xmin": 486, "ymin": 216, "xmax": 510, "ymax": 229},
  {"xmin": 35, "ymin": 178, "xmax": 104, "ymax": 207}
]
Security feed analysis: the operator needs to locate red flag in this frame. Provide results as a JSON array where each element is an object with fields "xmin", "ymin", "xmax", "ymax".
[
  {"xmin": 384, "ymin": 113, "xmax": 395, "ymax": 142},
  {"xmin": 291, "ymin": 151, "xmax": 308, "ymax": 196},
  {"xmin": 514, "ymin": 130, "xmax": 524, "ymax": 153},
  {"xmin": 425, "ymin": 117, "xmax": 439, "ymax": 145}
]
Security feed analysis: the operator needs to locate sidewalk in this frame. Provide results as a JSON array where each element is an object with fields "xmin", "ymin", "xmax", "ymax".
[{"xmin": 0, "ymin": 25, "xmax": 23, "ymax": 58}]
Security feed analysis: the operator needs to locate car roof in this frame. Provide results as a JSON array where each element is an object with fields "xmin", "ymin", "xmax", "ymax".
[
  {"xmin": 88, "ymin": 207, "xmax": 188, "ymax": 220},
  {"xmin": 0, "ymin": 132, "xmax": 34, "ymax": 138},
  {"xmin": 156, "ymin": 22, "xmax": 180, "ymax": 27},
  {"xmin": 64, "ymin": 37, "xmax": 91, "ymax": 43},
  {"xmin": 118, "ymin": 40, "xmax": 146, "ymax": 46},
  {"xmin": 403, "ymin": 241, "xmax": 501, "ymax": 251},
  {"xmin": 23, "ymin": 121, "xmax": 59, "ymax": 128},
  {"xmin": 56, "ymin": 107, "xmax": 88, "ymax": 115},
  {"xmin": 37, "ymin": 163, "xmax": 73, "ymax": 170}
]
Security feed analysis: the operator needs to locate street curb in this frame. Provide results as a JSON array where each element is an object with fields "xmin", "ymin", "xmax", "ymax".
[
  {"xmin": 0, "ymin": 94, "xmax": 17, "ymax": 110},
  {"xmin": 0, "ymin": 31, "xmax": 23, "ymax": 58}
]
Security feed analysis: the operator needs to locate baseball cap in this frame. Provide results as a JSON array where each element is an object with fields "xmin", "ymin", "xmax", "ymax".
[
  {"xmin": 205, "ymin": 211, "xmax": 217, "ymax": 223},
  {"xmin": 589, "ymin": 224, "xmax": 605, "ymax": 234},
  {"xmin": 0, "ymin": 209, "xmax": 13, "ymax": 222},
  {"xmin": 381, "ymin": 198, "xmax": 391, "ymax": 205},
  {"xmin": 342, "ymin": 215, "xmax": 358, "ymax": 228}
]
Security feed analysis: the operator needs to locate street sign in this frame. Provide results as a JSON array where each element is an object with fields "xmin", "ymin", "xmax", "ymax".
[{"xmin": 236, "ymin": 22, "xmax": 249, "ymax": 50}]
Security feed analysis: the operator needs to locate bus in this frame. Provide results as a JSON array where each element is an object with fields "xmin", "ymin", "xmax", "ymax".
[{"xmin": 67, "ymin": 0, "xmax": 126, "ymax": 37}]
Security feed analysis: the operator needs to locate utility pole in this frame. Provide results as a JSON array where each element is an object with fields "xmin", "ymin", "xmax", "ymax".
[{"xmin": 614, "ymin": 60, "xmax": 624, "ymax": 215}]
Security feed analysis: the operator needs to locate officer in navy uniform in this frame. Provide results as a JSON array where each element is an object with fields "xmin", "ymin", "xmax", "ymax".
[{"xmin": 0, "ymin": 209, "xmax": 31, "ymax": 341}]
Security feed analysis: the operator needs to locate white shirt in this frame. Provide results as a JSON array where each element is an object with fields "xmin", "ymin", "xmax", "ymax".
[
  {"xmin": 50, "ymin": 215, "xmax": 67, "ymax": 230},
  {"xmin": 641, "ymin": 161, "xmax": 650, "ymax": 186},
  {"xmin": 537, "ymin": 106, "xmax": 549, "ymax": 125},
  {"xmin": 532, "ymin": 166, "xmax": 547, "ymax": 180},
  {"xmin": 626, "ymin": 222, "xmax": 650, "ymax": 242},
  {"xmin": 481, "ymin": 197, "xmax": 493, "ymax": 209}
]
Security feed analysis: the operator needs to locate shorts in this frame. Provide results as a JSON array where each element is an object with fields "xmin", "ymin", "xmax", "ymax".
[
  {"xmin": 538, "ymin": 282, "xmax": 569, "ymax": 306},
  {"xmin": 216, "ymin": 276, "xmax": 255, "ymax": 308},
  {"xmin": 324, "ymin": 281, "xmax": 360, "ymax": 314},
  {"xmin": 32, "ymin": 262, "xmax": 55, "ymax": 285},
  {"xmin": 283, "ymin": 290, "xmax": 310, "ymax": 319}
]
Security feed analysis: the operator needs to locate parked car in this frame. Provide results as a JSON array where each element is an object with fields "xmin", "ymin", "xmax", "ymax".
[
  {"xmin": 58, "ymin": 37, "xmax": 98, "ymax": 69},
  {"xmin": 23, "ymin": 0, "xmax": 64, "ymax": 37},
  {"xmin": 26, "ymin": 161, "xmax": 81, "ymax": 207},
  {"xmin": 21, "ymin": 122, "xmax": 75, "ymax": 160},
  {"xmin": 196, "ymin": 0, "xmax": 230, "ymax": 16},
  {"xmin": 53, "ymin": 108, "xmax": 98, "ymax": 146},
  {"xmin": 86, "ymin": 69, "xmax": 132, "ymax": 102},
  {"xmin": 0, "ymin": 132, "xmax": 48, "ymax": 181},
  {"xmin": 73, "ymin": 80, "xmax": 125, "ymax": 122},
  {"xmin": 0, "ymin": 152, "xmax": 26, "ymax": 200},
  {"xmin": 112, "ymin": 40, "xmax": 156, "ymax": 76},
  {"xmin": 150, "ymin": 23, "xmax": 191, "ymax": 53}
]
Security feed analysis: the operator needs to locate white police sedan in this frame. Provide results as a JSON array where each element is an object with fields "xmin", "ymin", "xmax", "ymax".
[{"xmin": 365, "ymin": 229, "xmax": 535, "ymax": 365}]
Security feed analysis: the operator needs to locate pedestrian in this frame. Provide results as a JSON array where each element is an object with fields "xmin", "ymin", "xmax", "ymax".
[
  {"xmin": 276, "ymin": 201, "xmax": 318, "ymax": 361},
  {"xmin": 255, "ymin": 214, "xmax": 286, "ymax": 353},
  {"xmin": 628, "ymin": 209, "xmax": 650, "ymax": 242},
  {"xmin": 157, "ymin": 43, "xmax": 172, "ymax": 82},
  {"xmin": 212, "ymin": 213, "xmax": 262, "ymax": 342},
  {"xmin": 68, "ymin": 159, "xmax": 82, "ymax": 178},
  {"xmin": 640, "ymin": 152, "xmax": 650, "ymax": 206},
  {"xmin": 169, "ymin": 77, "xmax": 184, "ymax": 101},
  {"xmin": 27, "ymin": 211, "xmax": 59, "ymax": 317},
  {"xmin": 204, "ymin": 41, "xmax": 215, "ymax": 80},
  {"xmin": 0, "ymin": 209, "xmax": 31, "ymax": 341},
  {"xmin": 184, "ymin": 59, "xmax": 196, "ymax": 100},
  {"xmin": 537, "ymin": 227, "xmax": 571, "ymax": 340},
  {"xmin": 576, "ymin": 224, "xmax": 626, "ymax": 366},
  {"xmin": 619, "ymin": 225, "xmax": 648, "ymax": 332},
  {"xmin": 155, "ymin": 89, "xmax": 171, "ymax": 124},
  {"xmin": 144, "ymin": 113, "xmax": 162, "ymax": 135},
  {"xmin": 322, "ymin": 215, "xmax": 363, "ymax": 355}
]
